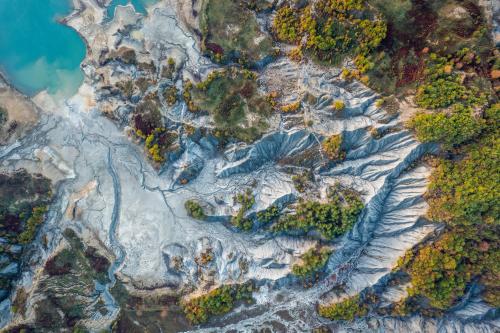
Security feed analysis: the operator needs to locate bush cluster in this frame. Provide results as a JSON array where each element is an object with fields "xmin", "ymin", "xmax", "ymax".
[
  {"xmin": 231, "ymin": 189, "xmax": 255, "ymax": 230},
  {"xmin": 318, "ymin": 295, "xmax": 368, "ymax": 321},
  {"xmin": 182, "ymin": 80, "xmax": 198, "ymax": 112},
  {"xmin": 162, "ymin": 57, "xmax": 176, "ymax": 79},
  {"xmin": 273, "ymin": 0, "xmax": 386, "ymax": 68},
  {"xmin": 272, "ymin": 185, "xmax": 363, "ymax": 239},
  {"xmin": 18, "ymin": 206, "xmax": 48, "ymax": 244},
  {"xmin": 185, "ymin": 200, "xmax": 206, "ymax": 220},
  {"xmin": 409, "ymin": 104, "xmax": 485, "ymax": 147},
  {"xmin": 181, "ymin": 283, "xmax": 254, "ymax": 324},
  {"xmin": 163, "ymin": 85, "xmax": 178, "ymax": 106},
  {"xmin": 0, "ymin": 170, "xmax": 52, "ymax": 245},
  {"xmin": 292, "ymin": 246, "xmax": 332, "ymax": 277},
  {"xmin": 401, "ymin": 104, "xmax": 500, "ymax": 309},
  {"xmin": 332, "ymin": 100, "xmax": 345, "ymax": 111},
  {"xmin": 322, "ymin": 134, "xmax": 345, "ymax": 161},
  {"xmin": 292, "ymin": 170, "xmax": 313, "ymax": 193},
  {"xmin": 409, "ymin": 55, "xmax": 489, "ymax": 147},
  {"xmin": 256, "ymin": 205, "xmax": 280, "ymax": 224},
  {"xmin": 143, "ymin": 127, "xmax": 177, "ymax": 163},
  {"xmin": 281, "ymin": 101, "xmax": 301, "ymax": 113},
  {"xmin": 415, "ymin": 55, "xmax": 486, "ymax": 110}
]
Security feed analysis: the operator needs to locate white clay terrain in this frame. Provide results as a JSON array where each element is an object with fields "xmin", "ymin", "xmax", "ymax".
[{"xmin": 0, "ymin": 0, "xmax": 498, "ymax": 332}]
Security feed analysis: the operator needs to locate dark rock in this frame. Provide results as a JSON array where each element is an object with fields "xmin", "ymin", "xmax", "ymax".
[
  {"xmin": 0, "ymin": 289, "xmax": 8, "ymax": 301},
  {"xmin": 0, "ymin": 262, "xmax": 18, "ymax": 277}
]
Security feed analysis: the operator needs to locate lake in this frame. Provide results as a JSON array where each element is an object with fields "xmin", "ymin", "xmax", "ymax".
[{"xmin": 0, "ymin": 0, "xmax": 155, "ymax": 98}]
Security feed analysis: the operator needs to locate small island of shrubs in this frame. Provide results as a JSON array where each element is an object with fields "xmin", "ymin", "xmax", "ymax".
[
  {"xmin": 318, "ymin": 295, "xmax": 367, "ymax": 321},
  {"xmin": 181, "ymin": 282, "xmax": 254, "ymax": 324},
  {"xmin": 184, "ymin": 200, "xmax": 206, "ymax": 220},
  {"xmin": 322, "ymin": 134, "xmax": 345, "ymax": 161},
  {"xmin": 231, "ymin": 189, "xmax": 255, "ymax": 231},
  {"xmin": 272, "ymin": 184, "xmax": 363, "ymax": 239},
  {"xmin": 292, "ymin": 246, "xmax": 332, "ymax": 278}
]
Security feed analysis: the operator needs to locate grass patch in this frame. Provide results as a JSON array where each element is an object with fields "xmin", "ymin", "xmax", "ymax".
[
  {"xmin": 188, "ymin": 68, "xmax": 273, "ymax": 143},
  {"xmin": 110, "ymin": 282, "xmax": 189, "ymax": 333},
  {"xmin": 0, "ymin": 169, "xmax": 52, "ymax": 244},
  {"xmin": 20, "ymin": 229, "xmax": 112, "ymax": 330},
  {"xmin": 200, "ymin": 0, "xmax": 274, "ymax": 65}
]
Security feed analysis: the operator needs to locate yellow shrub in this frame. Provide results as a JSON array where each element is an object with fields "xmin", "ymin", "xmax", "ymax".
[
  {"xmin": 332, "ymin": 100, "xmax": 345, "ymax": 111},
  {"xmin": 281, "ymin": 101, "xmax": 301, "ymax": 113}
]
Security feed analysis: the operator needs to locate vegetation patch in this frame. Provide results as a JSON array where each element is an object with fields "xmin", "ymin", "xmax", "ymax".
[
  {"xmin": 332, "ymin": 100, "xmax": 345, "ymax": 111},
  {"xmin": 186, "ymin": 68, "xmax": 273, "ymax": 143},
  {"xmin": 426, "ymin": 105, "xmax": 498, "ymax": 225},
  {"xmin": 0, "ymin": 169, "xmax": 52, "ymax": 244},
  {"xmin": 145, "ymin": 128, "xmax": 178, "ymax": 163},
  {"xmin": 396, "ymin": 104, "xmax": 499, "ymax": 310},
  {"xmin": 181, "ymin": 282, "xmax": 254, "ymax": 324},
  {"xmin": 363, "ymin": 0, "xmax": 495, "ymax": 95},
  {"xmin": 322, "ymin": 134, "xmax": 345, "ymax": 161},
  {"xmin": 281, "ymin": 101, "xmax": 302, "ymax": 113},
  {"xmin": 414, "ymin": 55, "xmax": 485, "ymax": 109},
  {"xmin": 185, "ymin": 200, "xmax": 206, "ymax": 220},
  {"xmin": 402, "ymin": 229, "xmax": 498, "ymax": 309},
  {"xmin": 273, "ymin": 0, "xmax": 387, "ymax": 66},
  {"xmin": 200, "ymin": 0, "xmax": 274, "ymax": 65},
  {"xmin": 0, "ymin": 106, "xmax": 8, "ymax": 127},
  {"xmin": 161, "ymin": 57, "xmax": 178, "ymax": 80},
  {"xmin": 318, "ymin": 295, "xmax": 368, "ymax": 321},
  {"xmin": 272, "ymin": 184, "xmax": 363, "ymax": 239},
  {"xmin": 9, "ymin": 229, "xmax": 112, "ymax": 331},
  {"xmin": 163, "ymin": 85, "xmax": 179, "ymax": 106},
  {"xmin": 133, "ymin": 95, "xmax": 163, "ymax": 137},
  {"xmin": 409, "ymin": 104, "xmax": 485, "ymax": 147},
  {"xmin": 231, "ymin": 189, "xmax": 255, "ymax": 231},
  {"xmin": 408, "ymin": 54, "xmax": 488, "ymax": 147},
  {"xmin": 256, "ymin": 205, "xmax": 280, "ymax": 224},
  {"xmin": 292, "ymin": 170, "xmax": 313, "ymax": 193},
  {"xmin": 110, "ymin": 282, "xmax": 190, "ymax": 333},
  {"xmin": 0, "ymin": 169, "xmax": 53, "ymax": 312},
  {"xmin": 195, "ymin": 248, "xmax": 214, "ymax": 266},
  {"xmin": 292, "ymin": 246, "xmax": 332, "ymax": 278}
]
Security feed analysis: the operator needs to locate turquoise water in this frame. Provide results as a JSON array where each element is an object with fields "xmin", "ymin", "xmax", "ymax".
[
  {"xmin": 0, "ymin": 0, "xmax": 156, "ymax": 98},
  {"xmin": 107, "ymin": 0, "xmax": 157, "ymax": 19},
  {"xmin": 0, "ymin": 0, "xmax": 86, "ymax": 97}
]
